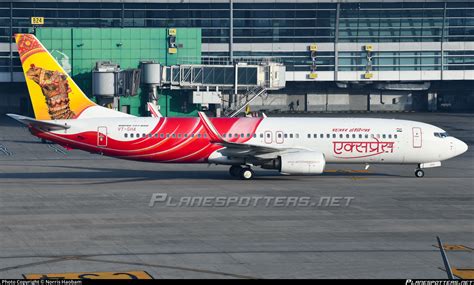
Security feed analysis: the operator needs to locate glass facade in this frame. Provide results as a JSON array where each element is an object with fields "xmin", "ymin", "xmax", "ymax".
[{"xmin": 0, "ymin": 1, "xmax": 473, "ymax": 76}]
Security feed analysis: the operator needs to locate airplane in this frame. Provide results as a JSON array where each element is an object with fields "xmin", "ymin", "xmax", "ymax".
[{"xmin": 7, "ymin": 34, "xmax": 468, "ymax": 180}]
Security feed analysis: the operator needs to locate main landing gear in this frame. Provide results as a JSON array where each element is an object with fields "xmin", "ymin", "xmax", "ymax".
[{"xmin": 229, "ymin": 165, "xmax": 254, "ymax": 180}]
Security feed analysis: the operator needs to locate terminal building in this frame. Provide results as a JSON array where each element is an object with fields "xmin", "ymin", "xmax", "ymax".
[{"xmin": 0, "ymin": 0, "xmax": 473, "ymax": 116}]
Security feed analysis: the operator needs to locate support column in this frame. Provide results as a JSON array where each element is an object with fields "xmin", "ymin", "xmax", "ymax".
[{"xmin": 428, "ymin": 92, "xmax": 438, "ymax": 112}]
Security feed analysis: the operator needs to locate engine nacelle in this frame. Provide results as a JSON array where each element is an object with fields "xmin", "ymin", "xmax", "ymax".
[{"xmin": 278, "ymin": 151, "xmax": 326, "ymax": 175}]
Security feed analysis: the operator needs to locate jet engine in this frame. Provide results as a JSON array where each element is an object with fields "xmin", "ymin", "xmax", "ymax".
[{"xmin": 261, "ymin": 151, "xmax": 326, "ymax": 175}]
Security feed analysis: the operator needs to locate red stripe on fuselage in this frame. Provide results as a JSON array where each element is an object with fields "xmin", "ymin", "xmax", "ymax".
[{"xmin": 33, "ymin": 117, "xmax": 263, "ymax": 163}]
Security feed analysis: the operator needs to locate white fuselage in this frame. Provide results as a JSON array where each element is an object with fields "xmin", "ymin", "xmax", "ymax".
[{"xmin": 40, "ymin": 116, "xmax": 468, "ymax": 166}]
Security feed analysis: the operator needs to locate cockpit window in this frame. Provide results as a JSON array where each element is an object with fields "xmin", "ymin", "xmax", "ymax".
[{"xmin": 434, "ymin": 132, "xmax": 449, "ymax": 138}]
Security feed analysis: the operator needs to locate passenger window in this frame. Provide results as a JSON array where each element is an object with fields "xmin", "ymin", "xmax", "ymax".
[
  {"xmin": 160, "ymin": 133, "xmax": 164, "ymax": 138},
  {"xmin": 388, "ymin": 134, "xmax": 392, "ymax": 139},
  {"xmin": 172, "ymin": 134, "xmax": 176, "ymax": 138},
  {"xmin": 313, "ymin": 134, "xmax": 317, "ymax": 138},
  {"xmin": 130, "ymin": 133, "xmax": 134, "ymax": 138},
  {"xmin": 326, "ymin": 134, "xmax": 330, "ymax": 138},
  {"xmin": 178, "ymin": 134, "xmax": 182, "ymax": 138},
  {"xmin": 253, "ymin": 134, "xmax": 257, "ymax": 138},
  {"xmin": 339, "ymin": 134, "xmax": 343, "ymax": 138},
  {"xmin": 241, "ymin": 133, "xmax": 244, "ymax": 138},
  {"xmin": 197, "ymin": 134, "xmax": 201, "ymax": 138},
  {"xmin": 295, "ymin": 134, "xmax": 299, "ymax": 139},
  {"xmin": 154, "ymin": 134, "xmax": 158, "ymax": 138},
  {"xmin": 143, "ymin": 133, "xmax": 146, "ymax": 138},
  {"xmin": 346, "ymin": 134, "xmax": 350, "ymax": 138},
  {"xmin": 260, "ymin": 133, "xmax": 263, "ymax": 138},
  {"xmin": 184, "ymin": 134, "xmax": 188, "ymax": 138},
  {"xmin": 320, "ymin": 134, "xmax": 324, "ymax": 138},
  {"xmin": 382, "ymin": 134, "xmax": 386, "ymax": 139},
  {"xmin": 247, "ymin": 133, "xmax": 250, "ymax": 138},
  {"xmin": 394, "ymin": 134, "xmax": 398, "ymax": 139},
  {"xmin": 332, "ymin": 134, "xmax": 336, "ymax": 138},
  {"xmin": 365, "ymin": 134, "xmax": 369, "ymax": 139},
  {"xmin": 166, "ymin": 134, "xmax": 170, "ymax": 138},
  {"xmin": 307, "ymin": 134, "xmax": 311, "ymax": 139},
  {"xmin": 124, "ymin": 133, "xmax": 128, "ymax": 138},
  {"xmin": 289, "ymin": 134, "xmax": 293, "ymax": 138},
  {"xmin": 359, "ymin": 134, "xmax": 362, "ymax": 138},
  {"xmin": 377, "ymin": 134, "xmax": 381, "ymax": 138},
  {"xmin": 284, "ymin": 134, "xmax": 288, "ymax": 138},
  {"xmin": 352, "ymin": 134, "xmax": 356, "ymax": 139},
  {"xmin": 136, "ymin": 133, "xmax": 140, "ymax": 138},
  {"xmin": 278, "ymin": 133, "xmax": 283, "ymax": 138}
]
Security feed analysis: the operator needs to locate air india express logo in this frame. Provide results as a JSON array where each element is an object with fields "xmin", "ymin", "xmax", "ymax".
[{"xmin": 331, "ymin": 128, "xmax": 395, "ymax": 159}]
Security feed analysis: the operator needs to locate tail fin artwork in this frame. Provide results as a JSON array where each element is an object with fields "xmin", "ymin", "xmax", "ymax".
[{"xmin": 15, "ymin": 34, "xmax": 131, "ymax": 120}]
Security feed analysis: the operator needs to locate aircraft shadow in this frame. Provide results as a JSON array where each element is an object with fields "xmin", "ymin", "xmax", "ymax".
[{"xmin": 0, "ymin": 164, "xmax": 401, "ymax": 183}]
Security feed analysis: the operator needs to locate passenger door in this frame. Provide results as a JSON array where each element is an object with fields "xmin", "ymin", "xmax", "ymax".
[
  {"xmin": 97, "ymin": 126, "xmax": 108, "ymax": 147},
  {"xmin": 412, "ymin": 127, "xmax": 422, "ymax": 148}
]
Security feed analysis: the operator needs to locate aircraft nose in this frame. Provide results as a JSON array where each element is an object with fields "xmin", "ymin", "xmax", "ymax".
[{"xmin": 456, "ymin": 139, "xmax": 468, "ymax": 155}]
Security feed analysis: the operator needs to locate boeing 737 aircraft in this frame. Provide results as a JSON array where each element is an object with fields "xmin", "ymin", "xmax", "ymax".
[{"xmin": 7, "ymin": 34, "xmax": 468, "ymax": 180}]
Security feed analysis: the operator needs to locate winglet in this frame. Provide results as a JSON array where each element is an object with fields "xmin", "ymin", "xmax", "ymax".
[
  {"xmin": 147, "ymin": 102, "xmax": 163, "ymax": 118},
  {"xmin": 6, "ymin": 113, "xmax": 70, "ymax": 130},
  {"xmin": 198, "ymin": 112, "xmax": 226, "ymax": 143}
]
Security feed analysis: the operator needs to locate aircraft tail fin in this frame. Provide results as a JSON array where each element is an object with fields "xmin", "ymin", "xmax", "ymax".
[{"xmin": 15, "ymin": 33, "xmax": 131, "ymax": 120}]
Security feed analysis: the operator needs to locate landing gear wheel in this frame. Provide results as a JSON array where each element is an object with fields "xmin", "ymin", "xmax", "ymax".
[
  {"xmin": 229, "ymin": 165, "xmax": 242, "ymax": 177},
  {"xmin": 240, "ymin": 168, "xmax": 254, "ymax": 180},
  {"xmin": 415, "ymin": 169, "xmax": 424, "ymax": 178}
]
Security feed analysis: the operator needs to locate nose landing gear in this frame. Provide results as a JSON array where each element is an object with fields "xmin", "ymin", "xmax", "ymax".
[{"xmin": 415, "ymin": 168, "xmax": 425, "ymax": 178}]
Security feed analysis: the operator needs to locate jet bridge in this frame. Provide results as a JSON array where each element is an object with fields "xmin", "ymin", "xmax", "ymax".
[
  {"xmin": 140, "ymin": 61, "xmax": 286, "ymax": 116},
  {"xmin": 142, "ymin": 62, "xmax": 286, "ymax": 91}
]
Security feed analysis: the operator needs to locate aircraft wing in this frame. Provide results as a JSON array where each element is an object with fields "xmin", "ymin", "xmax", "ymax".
[
  {"xmin": 198, "ymin": 112, "xmax": 300, "ymax": 159},
  {"xmin": 6, "ymin": 114, "xmax": 71, "ymax": 131}
]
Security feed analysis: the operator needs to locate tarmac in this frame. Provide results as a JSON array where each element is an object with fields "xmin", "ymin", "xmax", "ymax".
[{"xmin": 0, "ymin": 112, "xmax": 472, "ymax": 279}]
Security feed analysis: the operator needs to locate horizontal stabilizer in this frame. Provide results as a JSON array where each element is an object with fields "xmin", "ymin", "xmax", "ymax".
[{"xmin": 6, "ymin": 113, "xmax": 71, "ymax": 131}]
